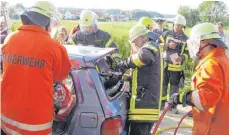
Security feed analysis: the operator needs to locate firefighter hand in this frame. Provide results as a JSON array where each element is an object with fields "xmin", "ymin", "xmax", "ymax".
[
  {"xmin": 116, "ymin": 61, "xmax": 127, "ymax": 73},
  {"xmin": 168, "ymin": 93, "xmax": 182, "ymax": 106},
  {"xmin": 175, "ymin": 57, "xmax": 182, "ymax": 63},
  {"xmin": 168, "ymin": 43, "xmax": 177, "ymax": 49},
  {"xmin": 169, "ymin": 91, "xmax": 194, "ymax": 107}
]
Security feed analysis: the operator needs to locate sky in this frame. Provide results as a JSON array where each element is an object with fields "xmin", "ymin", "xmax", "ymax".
[{"xmin": 6, "ymin": 0, "xmax": 229, "ymax": 14}]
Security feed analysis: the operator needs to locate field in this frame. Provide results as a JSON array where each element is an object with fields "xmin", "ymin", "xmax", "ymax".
[
  {"xmin": 10, "ymin": 20, "xmax": 228, "ymax": 85},
  {"xmin": 11, "ymin": 20, "xmax": 193, "ymax": 59}
]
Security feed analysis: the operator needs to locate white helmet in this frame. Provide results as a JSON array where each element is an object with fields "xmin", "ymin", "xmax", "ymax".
[
  {"xmin": 174, "ymin": 14, "xmax": 186, "ymax": 26},
  {"xmin": 129, "ymin": 25, "xmax": 149, "ymax": 43},
  {"xmin": 79, "ymin": 10, "xmax": 98, "ymax": 27}
]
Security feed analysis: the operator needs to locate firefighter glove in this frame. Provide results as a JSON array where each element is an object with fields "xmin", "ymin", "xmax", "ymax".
[
  {"xmin": 116, "ymin": 60, "xmax": 128, "ymax": 73},
  {"xmin": 169, "ymin": 90, "xmax": 193, "ymax": 107}
]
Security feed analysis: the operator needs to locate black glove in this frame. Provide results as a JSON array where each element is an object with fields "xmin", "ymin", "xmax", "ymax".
[
  {"xmin": 168, "ymin": 91, "xmax": 193, "ymax": 107},
  {"xmin": 116, "ymin": 61, "xmax": 128, "ymax": 73}
]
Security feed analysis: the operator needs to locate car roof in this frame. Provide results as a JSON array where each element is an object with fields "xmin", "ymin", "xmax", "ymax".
[
  {"xmin": 0, "ymin": 44, "xmax": 115, "ymax": 62},
  {"xmin": 64, "ymin": 45, "xmax": 115, "ymax": 62}
]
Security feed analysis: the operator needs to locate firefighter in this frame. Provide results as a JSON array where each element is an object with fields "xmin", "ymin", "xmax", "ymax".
[
  {"xmin": 157, "ymin": 14, "xmax": 189, "ymax": 113},
  {"xmin": 117, "ymin": 25, "xmax": 163, "ymax": 135},
  {"xmin": 1, "ymin": 1, "xmax": 71, "ymax": 134},
  {"xmin": 153, "ymin": 18, "xmax": 169, "ymax": 35},
  {"xmin": 169, "ymin": 22, "xmax": 229, "ymax": 135},
  {"xmin": 132, "ymin": 17, "xmax": 159, "ymax": 55},
  {"xmin": 137, "ymin": 17, "xmax": 160, "ymax": 42},
  {"xmin": 69, "ymin": 10, "xmax": 120, "ymax": 60}
]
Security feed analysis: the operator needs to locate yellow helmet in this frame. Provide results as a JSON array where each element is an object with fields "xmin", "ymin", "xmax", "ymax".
[
  {"xmin": 129, "ymin": 25, "xmax": 149, "ymax": 43},
  {"xmin": 138, "ymin": 17, "xmax": 155, "ymax": 30},
  {"xmin": 21, "ymin": 1, "xmax": 59, "ymax": 27}
]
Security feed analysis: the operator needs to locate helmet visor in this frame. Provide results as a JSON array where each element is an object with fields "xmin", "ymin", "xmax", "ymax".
[{"xmin": 187, "ymin": 38, "xmax": 200, "ymax": 58}]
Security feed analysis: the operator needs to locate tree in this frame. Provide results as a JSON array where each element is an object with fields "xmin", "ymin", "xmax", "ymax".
[
  {"xmin": 198, "ymin": 1, "xmax": 229, "ymax": 24},
  {"xmin": 178, "ymin": 6, "xmax": 200, "ymax": 27},
  {"xmin": 130, "ymin": 10, "xmax": 163, "ymax": 20}
]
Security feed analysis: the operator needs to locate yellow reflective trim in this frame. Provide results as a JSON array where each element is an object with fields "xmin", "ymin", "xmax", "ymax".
[
  {"xmin": 128, "ymin": 115, "xmax": 159, "ymax": 121},
  {"xmin": 130, "ymin": 69, "xmax": 138, "ymax": 109},
  {"xmin": 168, "ymin": 64, "xmax": 182, "ymax": 71},
  {"xmin": 159, "ymin": 36, "xmax": 165, "ymax": 43},
  {"xmin": 166, "ymin": 36, "xmax": 172, "ymax": 44},
  {"xmin": 95, "ymin": 65, "xmax": 99, "ymax": 72},
  {"xmin": 145, "ymin": 45, "xmax": 158, "ymax": 52},
  {"xmin": 159, "ymin": 43, "xmax": 165, "ymax": 51},
  {"xmin": 168, "ymin": 67, "xmax": 182, "ymax": 71},
  {"xmin": 105, "ymin": 38, "xmax": 114, "ymax": 48},
  {"xmin": 129, "ymin": 109, "xmax": 160, "ymax": 115},
  {"xmin": 182, "ymin": 53, "xmax": 189, "ymax": 62},
  {"xmin": 180, "ymin": 43, "xmax": 185, "ymax": 55},
  {"xmin": 179, "ymin": 92, "xmax": 184, "ymax": 103},
  {"xmin": 161, "ymin": 96, "xmax": 167, "ymax": 101},
  {"xmin": 159, "ymin": 47, "xmax": 163, "ymax": 110},
  {"xmin": 168, "ymin": 64, "xmax": 182, "ymax": 68},
  {"xmin": 132, "ymin": 54, "xmax": 145, "ymax": 67}
]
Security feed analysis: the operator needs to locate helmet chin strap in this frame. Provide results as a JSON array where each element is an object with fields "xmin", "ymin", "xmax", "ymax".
[{"xmin": 196, "ymin": 44, "xmax": 216, "ymax": 58}]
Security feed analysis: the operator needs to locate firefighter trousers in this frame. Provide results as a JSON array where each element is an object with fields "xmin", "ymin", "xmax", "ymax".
[
  {"xmin": 128, "ymin": 121, "xmax": 154, "ymax": 135},
  {"xmin": 162, "ymin": 67, "xmax": 182, "ymax": 101}
]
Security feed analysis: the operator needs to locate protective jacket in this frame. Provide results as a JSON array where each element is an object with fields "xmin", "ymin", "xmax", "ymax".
[
  {"xmin": 70, "ymin": 29, "xmax": 120, "ymax": 59},
  {"xmin": 122, "ymin": 42, "xmax": 163, "ymax": 122},
  {"xmin": 1, "ymin": 25, "xmax": 71, "ymax": 135},
  {"xmin": 191, "ymin": 48, "xmax": 229, "ymax": 135},
  {"xmin": 158, "ymin": 30, "xmax": 189, "ymax": 71}
]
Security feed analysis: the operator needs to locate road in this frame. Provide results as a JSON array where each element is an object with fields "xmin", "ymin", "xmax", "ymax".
[{"xmin": 152, "ymin": 105, "xmax": 193, "ymax": 135}]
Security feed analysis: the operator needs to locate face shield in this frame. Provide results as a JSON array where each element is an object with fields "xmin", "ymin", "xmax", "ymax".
[
  {"xmin": 80, "ymin": 24, "xmax": 98, "ymax": 35},
  {"xmin": 187, "ymin": 35, "xmax": 201, "ymax": 59}
]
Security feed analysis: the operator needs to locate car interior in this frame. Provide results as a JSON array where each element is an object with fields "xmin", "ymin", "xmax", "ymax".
[
  {"xmin": 96, "ymin": 55, "xmax": 126, "ymax": 99},
  {"xmin": 52, "ymin": 74, "xmax": 77, "ymax": 134}
]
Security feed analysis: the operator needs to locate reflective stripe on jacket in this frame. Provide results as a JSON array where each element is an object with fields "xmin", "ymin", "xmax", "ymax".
[
  {"xmin": 125, "ymin": 42, "xmax": 163, "ymax": 122},
  {"xmin": 157, "ymin": 30, "xmax": 189, "ymax": 71}
]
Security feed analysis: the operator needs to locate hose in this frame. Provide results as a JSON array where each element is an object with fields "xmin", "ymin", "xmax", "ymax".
[
  {"xmin": 151, "ymin": 104, "xmax": 173, "ymax": 135},
  {"xmin": 156, "ymin": 126, "xmax": 192, "ymax": 135},
  {"xmin": 152, "ymin": 104, "xmax": 193, "ymax": 135},
  {"xmin": 174, "ymin": 110, "xmax": 192, "ymax": 135}
]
